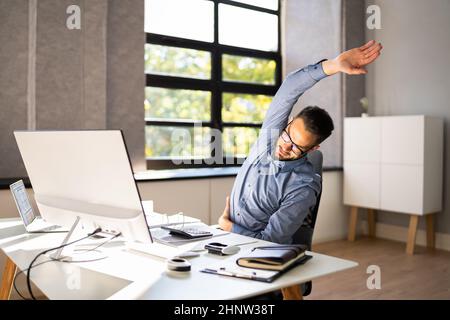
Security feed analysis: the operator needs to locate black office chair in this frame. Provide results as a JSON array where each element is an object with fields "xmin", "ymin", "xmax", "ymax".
[{"xmin": 291, "ymin": 150, "xmax": 323, "ymax": 296}]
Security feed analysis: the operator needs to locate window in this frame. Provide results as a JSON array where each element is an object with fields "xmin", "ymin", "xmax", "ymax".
[{"xmin": 145, "ymin": 0, "xmax": 281, "ymax": 169}]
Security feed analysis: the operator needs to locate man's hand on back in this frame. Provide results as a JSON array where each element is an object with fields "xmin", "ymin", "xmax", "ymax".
[
  {"xmin": 218, "ymin": 196, "xmax": 233, "ymax": 232},
  {"xmin": 322, "ymin": 40, "xmax": 383, "ymax": 76}
]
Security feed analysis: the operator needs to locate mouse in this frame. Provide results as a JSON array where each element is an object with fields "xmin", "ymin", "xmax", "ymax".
[
  {"xmin": 205, "ymin": 242, "xmax": 241, "ymax": 255},
  {"xmin": 221, "ymin": 245, "xmax": 240, "ymax": 255}
]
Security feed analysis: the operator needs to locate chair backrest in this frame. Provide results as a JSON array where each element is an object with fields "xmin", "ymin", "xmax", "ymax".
[
  {"xmin": 291, "ymin": 150, "xmax": 323, "ymax": 250},
  {"xmin": 290, "ymin": 150, "xmax": 323, "ymax": 297}
]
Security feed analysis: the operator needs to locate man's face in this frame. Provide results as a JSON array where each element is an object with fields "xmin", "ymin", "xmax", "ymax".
[{"xmin": 275, "ymin": 117, "xmax": 319, "ymax": 161}]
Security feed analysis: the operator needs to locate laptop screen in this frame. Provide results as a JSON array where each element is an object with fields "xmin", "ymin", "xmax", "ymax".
[{"xmin": 10, "ymin": 180, "xmax": 36, "ymax": 226}]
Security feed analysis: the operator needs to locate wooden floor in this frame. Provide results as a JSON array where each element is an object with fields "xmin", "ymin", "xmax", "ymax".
[{"xmin": 307, "ymin": 237, "xmax": 450, "ymax": 300}]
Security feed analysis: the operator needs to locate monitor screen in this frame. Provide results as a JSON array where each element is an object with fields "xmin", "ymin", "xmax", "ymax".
[{"xmin": 14, "ymin": 130, "xmax": 152, "ymax": 244}]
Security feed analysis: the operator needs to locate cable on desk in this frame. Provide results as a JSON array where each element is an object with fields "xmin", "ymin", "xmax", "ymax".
[
  {"xmin": 71, "ymin": 232, "xmax": 122, "ymax": 256},
  {"xmin": 25, "ymin": 228, "xmax": 102, "ymax": 300},
  {"xmin": 14, "ymin": 231, "xmax": 121, "ymax": 300},
  {"xmin": 13, "ymin": 260, "xmax": 53, "ymax": 300}
]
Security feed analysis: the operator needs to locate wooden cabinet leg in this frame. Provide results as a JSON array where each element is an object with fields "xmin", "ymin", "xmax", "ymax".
[
  {"xmin": 348, "ymin": 206, "xmax": 358, "ymax": 241},
  {"xmin": 426, "ymin": 214, "xmax": 435, "ymax": 249},
  {"xmin": 368, "ymin": 209, "xmax": 376, "ymax": 238},
  {"xmin": 406, "ymin": 215, "xmax": 419, "ymax": 255},
  {"xmin": 0, "ymin": 256, "xmax": 17, "ymax": 300},
  {"xmin": 281, "ymin": 285, "xmax": 303, "ymax": 300}
]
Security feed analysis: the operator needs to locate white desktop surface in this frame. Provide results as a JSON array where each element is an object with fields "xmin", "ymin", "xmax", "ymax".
[{"xmin": 0, "ymin": 218, "xmax": 358, "ymax": 300}]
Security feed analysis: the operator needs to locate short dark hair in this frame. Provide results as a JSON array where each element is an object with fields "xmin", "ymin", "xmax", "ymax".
[{"xmin": 295, "ymin": 106, "xmax": 334, "ymax": 145}]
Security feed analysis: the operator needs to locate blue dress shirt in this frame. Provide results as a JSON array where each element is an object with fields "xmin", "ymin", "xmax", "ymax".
[{"xmin": 229, "ymin": 62, "xmax": 329, "ymax": 244}]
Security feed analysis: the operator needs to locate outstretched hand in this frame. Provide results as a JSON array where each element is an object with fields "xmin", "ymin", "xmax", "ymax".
[{"xmin": 323, "ymin": 40, "xmax": 383, "ymax": 75}]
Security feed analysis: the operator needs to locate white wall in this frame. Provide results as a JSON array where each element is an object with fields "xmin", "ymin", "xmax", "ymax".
[{"xmin": 365, "ymin": 0, "xmax": 450, "ymax": 234}]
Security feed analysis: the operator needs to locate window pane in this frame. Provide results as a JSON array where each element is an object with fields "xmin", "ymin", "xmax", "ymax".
[
  {"xmin": 145, "ymin": 126, "xmax": 211, "ymax": 157},
  {"xmin": 219, "ymin": 4, "xmax": 278, "ymax": 51},
  {"xmin": 230, "ymin": 0, "xmax": 278, "ymax": 10},
  {"xmin": 145, "ymin": 87, "xmax": 211, "ymax": 121},
  {"xmin": 223, "ymin": 127, "xmax": 260, "ymax": 157},
  {"xmin": 222, "ymin": 93, "xmax": 272, "ymax": 123},
  {"xmin": 145, "ymin": 44, "xmax": 211, "ymax": 79},
  {"xmin": 145, "ymin": 0, "xmax": 214, "ymax": 42},
  {"xmin": 222, "ymin": 54, "xmax": 276, "ymax": 85}
]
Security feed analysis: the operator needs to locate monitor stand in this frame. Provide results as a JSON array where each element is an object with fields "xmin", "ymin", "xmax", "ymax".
[
  {"xmin": 49, "ymin": 216, "xmax": 81, "ymax": 261},
  {"xmin": 49, "ymin": 216, "xmax": 108, "ymax": 262}
]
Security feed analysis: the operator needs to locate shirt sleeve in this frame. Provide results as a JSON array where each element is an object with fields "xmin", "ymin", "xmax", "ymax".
[
  {"xmin": 261, "ymin": 62, "xmax": 328, "ymax": 133},
  {"xmin": 245, "ymin": 62, "xmax": 328, "ymax": 161},
  {"xmin": 231, "ymin": 187, "xmax": 318, "ymax": 244}
]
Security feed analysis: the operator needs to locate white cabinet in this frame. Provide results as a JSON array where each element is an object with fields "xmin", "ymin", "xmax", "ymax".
[
  {"xmin": 343, "ymin": 115, "xmax": 444, "ymax": 254},
  {"xmin": 380, "ymin": 164, "xmax": 423, "ymax": 214},
  {"xmin": 344, "ymin": 115, "xmax": 443, "ymax": 215},
  {"xmin": 380, "ymin": 116, "xmax": 424, "ymax": 165},
  {"xmin": 344, "ymin": 117, "xmax": 381, "ymax": 163},
  {"xmin": 343, "ymin": 163, "xmax": 380, "ymax": 209}
]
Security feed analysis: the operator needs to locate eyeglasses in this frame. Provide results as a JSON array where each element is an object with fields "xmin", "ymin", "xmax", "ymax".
[{"xmin": 280, "ymin": 126, "xmax": 313, "ymax": 156}]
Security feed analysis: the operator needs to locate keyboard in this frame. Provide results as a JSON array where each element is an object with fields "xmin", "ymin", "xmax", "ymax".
[{"xmin": 161, "ymin": 225, "xmax": 213, "ymax": 239}]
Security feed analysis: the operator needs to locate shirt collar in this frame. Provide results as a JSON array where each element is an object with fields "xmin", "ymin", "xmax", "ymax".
[{"xmin": 267, "ymin": 152, "xmax": 308, "ymax": 171}]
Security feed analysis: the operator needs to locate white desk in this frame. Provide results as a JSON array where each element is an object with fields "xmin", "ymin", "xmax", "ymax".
[{"xmin": 0, "ymin": 218, "xmax": 358, "ymax": 300}]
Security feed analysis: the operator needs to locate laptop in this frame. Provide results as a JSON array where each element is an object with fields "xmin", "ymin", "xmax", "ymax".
[{"xmin": 9, "ymin": 180, "xmax": 66, "ymax": 233}]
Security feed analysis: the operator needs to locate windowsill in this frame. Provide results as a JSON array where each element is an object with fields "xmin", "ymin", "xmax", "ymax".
[
  {"xmin": 135, "ymin": 166, "xmax": 343, "ymax": 182},
  {"xmin": 0, "ymin": 167, "xmax": 343, "ymax": 188},
  {"xmin": 134, "ymin": 166, "xmax": 241, "ymax": 182}
]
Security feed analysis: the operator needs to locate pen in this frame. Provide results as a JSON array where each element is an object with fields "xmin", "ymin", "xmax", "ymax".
[{"xmin": 203, "ymin": 268, "xmax": 255, "ymax": 280}]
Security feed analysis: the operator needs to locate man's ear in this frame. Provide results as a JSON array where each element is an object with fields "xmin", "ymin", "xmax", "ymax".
[{"xmin": 309, "ymin": 145, "xmax": 320, "ymax": 152}]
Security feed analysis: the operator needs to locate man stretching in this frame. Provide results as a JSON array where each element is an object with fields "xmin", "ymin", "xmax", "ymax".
[{"xmin": 218, "ymin": 40, "xmax": 382, "ymax": 244}]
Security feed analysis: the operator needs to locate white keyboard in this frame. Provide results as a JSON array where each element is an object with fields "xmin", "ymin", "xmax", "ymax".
[{"xmin": 126, "ymin": 241, "xmax": 184, "ymax": 259}]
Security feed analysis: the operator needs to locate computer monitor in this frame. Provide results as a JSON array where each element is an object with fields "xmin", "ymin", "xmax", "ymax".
[
  {"xmin": 10, "ymin": 179, "xmax": 36, "ymax": 227},
  {"xmin": 14, "ymin": 130, "xmax": 152, "ymax": 244}
]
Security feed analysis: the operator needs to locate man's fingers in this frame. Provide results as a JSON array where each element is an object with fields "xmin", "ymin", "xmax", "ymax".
[
  {"xmin": 359, "ymin": 40, "xmax": 375, "ymax": 51},
  {"xmin": 364, "ymin": 43, "xmax": 382, "ymax": 57},
  {"xmin": 362, "ymin": 50, "xmax": 381, "ymax": 65}
]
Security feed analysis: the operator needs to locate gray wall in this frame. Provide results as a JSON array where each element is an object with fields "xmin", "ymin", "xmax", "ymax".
[
  {"xmin": 284, "ymin": 0, "xmax": 343, "ymax": 168},
  {"xmin": 0, "ymin": 0, "xmax": 145, "ymax": 178},
  {"xmin": 284, "ymin": 0, "xmax": 366, "ymax": 167},
  {"xmin": 0, "ymin": 0, "xmax": 29, "ymax": 177},
  {"xmin": 343, "ymin": 0, "xmax": 366, "ymax": 117},
  {"xmin": 107, "ymin": 0, "xmax": 145, "ymax": 170},
  {"xmin": 366, "ymin": 0, "xmax": 450, "ymax": 234}
]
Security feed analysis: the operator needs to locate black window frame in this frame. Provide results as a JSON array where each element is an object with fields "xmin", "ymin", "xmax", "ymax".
[{"xmin": 145, "ymin": 0, "xmax": 282, "ymax": 169}]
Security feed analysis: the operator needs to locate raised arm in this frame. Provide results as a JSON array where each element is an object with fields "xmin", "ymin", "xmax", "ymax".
[
  {"xmin": 261, "ymin": 40, "xmax": 382, "ymax": 133},
  {"xmin": 261, "ymin": 62, "xmax": 328, "ymax": 132}
]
